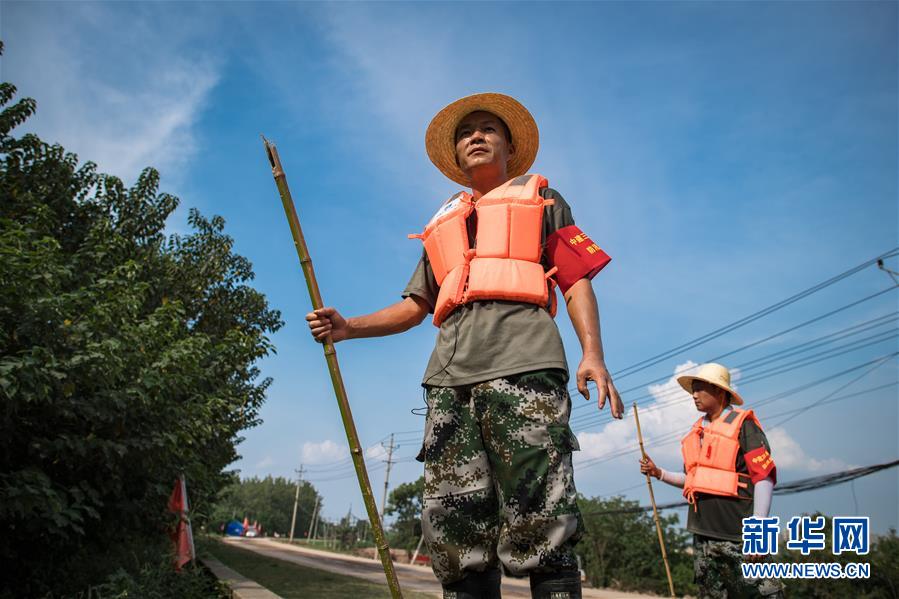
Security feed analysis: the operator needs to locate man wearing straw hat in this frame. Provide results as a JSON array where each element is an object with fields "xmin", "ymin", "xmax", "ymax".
[
  {"xmin": 307, "ymin": 93, "xmax": 622, "ymax": 598},
  {"xmin": 639, "ymin": 363, "xmax": 784, "ymax": 598}
]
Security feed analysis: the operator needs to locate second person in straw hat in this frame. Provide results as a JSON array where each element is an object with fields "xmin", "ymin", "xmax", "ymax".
[
  {"xmin": 639, "ymin": 363, "xmax": 784, "ymax": 598},
  {"xmin": 307, "ymin": 92, "xmax": 621, "ymax": 599}
]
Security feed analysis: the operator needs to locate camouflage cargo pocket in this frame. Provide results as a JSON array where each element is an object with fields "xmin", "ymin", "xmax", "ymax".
[{"xmin": 546, "ymin": 423, "xmax": 580, "ymax": 454}]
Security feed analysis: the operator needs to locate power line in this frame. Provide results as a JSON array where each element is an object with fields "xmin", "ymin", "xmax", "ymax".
[
  {"xmin": 570, "ymin": 289, "xmax": 898, "ymax": 407},
  {"xmin": 572, "ymin": 352, "xmax": 898, "ymax": 469},
  {"xmin": 579, "ymin": 381, "xmax": 896, "ymax": 483},
  {"xmin": 737, "ymin": 331, "xmax": 896, "ymax": 384},
  {"xmin": 306, "ymin": 461, "xmax": 387, "ymax": 483},
  {"xmin": 569, "ymin": 332, "xmax": 898, "ymax": 432},
  {"xmin": 578, "ymin": 459, "xmax": 899, "ymax": 515},
  {"xmin": 608, "ymin": 249, "xmax": 898, "ymax": 381},
  {"xmin": 569, "ymin": 314, "xmax": 898, "ymax": 428},
  {"xmin": 765, "ymin": 355, "xmax": 894, "ymax": 428},
  {"xmin": 759, "ymin": 382, "xmax": 897, "ymax": 422},
  {"xmin": 576, "ymin": 352, "xmax": 898, "ymax": 468},
  {"xmin": 729, "ymin": 313, "xmax": 897, "ymax": 370}
]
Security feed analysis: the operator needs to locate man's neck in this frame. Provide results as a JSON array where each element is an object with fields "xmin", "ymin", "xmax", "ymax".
[
  {"xmin": 704, "ymin": 404, "xmax": 731, "ymax": 423},
  {"xmin": 468, "ymin": 170, "xmax": 509, "ymax": 199}
]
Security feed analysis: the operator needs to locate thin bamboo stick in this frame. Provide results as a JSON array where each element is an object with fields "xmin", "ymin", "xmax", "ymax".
[
  {"xmin": 263, "ymin": 137, "xmax": 403, "ymax": 598},
  {"xmin": 634, "ymin": 402, "xmax": 676, "ymax": 597}
]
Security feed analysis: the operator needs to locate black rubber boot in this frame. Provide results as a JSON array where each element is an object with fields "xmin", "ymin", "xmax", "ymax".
[
  {"xmin": 441, "ymin": 568, "xmax": 503, "ymax": 599},
  {"xmin": 529, "ymin": 570, "xmax": 582, "ymax": 599}
]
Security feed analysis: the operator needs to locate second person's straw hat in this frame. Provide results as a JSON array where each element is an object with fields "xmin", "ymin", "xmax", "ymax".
[{"xmin": 676, "ymin": 363, "xmax": 744, "ymax": 406}]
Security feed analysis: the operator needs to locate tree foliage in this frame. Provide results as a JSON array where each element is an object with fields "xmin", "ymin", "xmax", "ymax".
[
  {"xmin": 0, "ymin": 69, "xmax": 282, "ymax": 595},
  {"xmin": 776, "ymin": 516, "xmax": 899, "ymax": 599},
  {"xmin": 210, "ymin": 476, "xmax": 319, "ymax": 538},
  {"xmin": 385, "ymin": 476, "xmax": 424, "ymax": 552},
  {"xmin": 575, "ymin": 495, "xmax": 696, "ymax": 596}
]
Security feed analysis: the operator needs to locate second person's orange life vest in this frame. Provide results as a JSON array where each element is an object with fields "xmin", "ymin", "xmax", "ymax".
[
  {"xmin": 680, "ymin": 407, "xmax": 762, "ymax": 507},
  {"xmin": 409, "ymin": 174, "xmax": 558, "ymax": 326}
]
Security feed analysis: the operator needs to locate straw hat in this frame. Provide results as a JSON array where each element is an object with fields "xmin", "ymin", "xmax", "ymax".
[
  {"xmin": 676, "ymin": 363, "xmax": 744, "ymax": 406},
  {"xmin": 425, "ymin": 93, "xmax": 539, "ymax": 187}
]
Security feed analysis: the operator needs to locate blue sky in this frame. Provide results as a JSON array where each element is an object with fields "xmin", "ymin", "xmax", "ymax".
[{"xmin": 4, "ymin": 2, "xmax": 897, "ymax": 534}]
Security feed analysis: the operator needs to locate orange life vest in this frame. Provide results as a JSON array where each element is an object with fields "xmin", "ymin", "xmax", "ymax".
[
  {"xmin": 409, "ymin": 174, "xmax": 559, "ymax": 326},
  {"xmin": 681, "ymin": 407, "xmax": 761, "ymax": 507}
]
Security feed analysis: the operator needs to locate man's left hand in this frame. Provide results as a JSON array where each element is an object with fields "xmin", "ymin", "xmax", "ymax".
[{"xmin": 576, "ymin": 352, "xmax": 623, "ymax": 418}]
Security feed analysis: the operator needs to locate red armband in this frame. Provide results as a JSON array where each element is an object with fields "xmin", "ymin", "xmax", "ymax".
[
  {"xmin": 545, "ymin": 225, "xmax": 611, "ymax": 294},
  {"xmin": 744, "ymin": 447, "xmax": 777, "ymax": 485}
]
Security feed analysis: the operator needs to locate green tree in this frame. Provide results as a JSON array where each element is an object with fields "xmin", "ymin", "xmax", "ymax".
[
  {"xmin": 575, "ymin": 495, "xmax": 695, "ymax": 596},
  {"xmin": 385, "ymin": 476, "xmax": 424, "ymax": 552},
  {"xmin": 775, "ymin": 515, "xmax": 899, "ymax": 598},
  {"xmin": 0, "ymin": 55, "xmax": 282, "ymax": 595},
  {"xmin": 210, "ymin": 476, "xmax": 319, "ymax": 538}
]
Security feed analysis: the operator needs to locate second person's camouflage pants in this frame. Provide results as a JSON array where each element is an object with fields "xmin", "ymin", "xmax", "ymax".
[
  {"xmin": 418, "ymin": 369, "xmax": 584, "ymax": 585},
  {"xmin": 694, "ymin": 535, "xmax": 785, "ymax": 598}
]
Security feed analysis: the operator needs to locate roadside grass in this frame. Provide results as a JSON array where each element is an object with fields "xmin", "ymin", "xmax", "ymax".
[
  {"xmin": 203, "ymin": 538, "xmax": 435, "ymax": 599},
  {"xmin": 273, "ymin": 537, "xmax": 370, "ymax": 557}
]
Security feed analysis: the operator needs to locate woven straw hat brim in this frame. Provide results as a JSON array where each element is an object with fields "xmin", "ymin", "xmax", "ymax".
[
  {"xmin": 676, "ymin": 368, "xmax": 744, "ymax": 406},
  {"xmin": 425, "ymin": 93, "xmax": 539, "ymax": 187}
]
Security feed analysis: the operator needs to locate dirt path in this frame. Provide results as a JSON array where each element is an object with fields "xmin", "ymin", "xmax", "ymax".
[{"xmin": 221, "ymin": 537, "xmax": 662, "ymax": 598}]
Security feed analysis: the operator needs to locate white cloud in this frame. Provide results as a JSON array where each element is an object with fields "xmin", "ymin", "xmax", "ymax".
[
  {"xmin": 766, "ymin": 427, "xmax": 854, "ymax": 473},
  {"xmin": 255, "ymin": 456, "xmax": 274, "ymax": 469},
  {"xmin": 574, "ymin": 360, "xmax": 850, "ymax": 478},
  {"xmin": 576, "ymin": 360, "xmax": 699, "ymax": 464},
  {"xmin": 3, "ymin": 3, "xmax": 220, "ymax": 185},
  {"xmin": 366, "ymin": 445, "xmax": 387, "ymax": 460},
  {"xmin": 301, "ymin": 439, "xmax": 348, "ymax": 465}
]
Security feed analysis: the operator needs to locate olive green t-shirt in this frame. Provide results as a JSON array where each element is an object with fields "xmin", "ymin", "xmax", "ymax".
[
  {"xmin": 686, "ymin": 418, "xmax": 774, "ymax": 542},
  {"xmin": 402, "ymin": 188, "xmax": 575, "ymax": 387}
]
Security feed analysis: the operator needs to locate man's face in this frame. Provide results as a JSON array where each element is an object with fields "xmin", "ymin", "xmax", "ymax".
[
  {"xmin": 691, "ymin": 380, "xmax": 727, "ymax": 414},
  {"xmin": 454, "ymin": 110, "xmax": 515, "ymax": 176}
]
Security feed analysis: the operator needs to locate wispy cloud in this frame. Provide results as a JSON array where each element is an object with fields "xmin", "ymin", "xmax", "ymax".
[
  {"xmin": 366, "ymin": 445, "xmax": 387, "ymax": 460},
  {"xmin": 576, "ymin": 360, "xmax": 699, "ymax": 463},
  {"xmin": 301, "ymin": 440, "xmax": 348, "ymax": 465},
  {"xmin": 2, "ymin": 3, "xmax": 220, "ymax": 185},
  {"xmin": 766, "ymin": 428, "xmax": 854, "ymax": 473},
  {"xmin": 255, "ymin": 456, "xmax": 274, "ymax": 470},
  {"xmin": 575, "ymin": 360, "xmax": 850, "ymax": 478}
]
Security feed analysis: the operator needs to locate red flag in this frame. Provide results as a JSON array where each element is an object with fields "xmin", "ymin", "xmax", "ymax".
[{"xmin": 168, "ymin": 475, "xmax": 196, "ymax": 571}]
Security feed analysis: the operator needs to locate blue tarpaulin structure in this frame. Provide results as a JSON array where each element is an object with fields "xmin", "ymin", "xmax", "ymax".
[{"xmin": 224, "ymin": 520, "xmax": 245, "ymax": 536}]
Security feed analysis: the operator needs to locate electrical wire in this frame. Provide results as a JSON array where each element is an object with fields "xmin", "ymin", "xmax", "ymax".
[
  {"xmin": 572, "ymin": 352, "xmax": 898, "ymax": 469},
  {"xmin": 570, "ymin": 289, "xmax": 898, "ymax": 406},
  {"xmin": 607, "ymin": 249, "xmax": 898, "ymax": 381},
  {"xmin": 569, "ymin": 333, "xmax": 898, "ymax": 432},
  {"xmin": 578, "ymin": 459, "xmax": 899, "ymax": 515}
]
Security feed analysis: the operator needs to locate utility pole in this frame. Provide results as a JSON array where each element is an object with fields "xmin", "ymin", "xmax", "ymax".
[
  {"xmin": 379, "ymin": 433, "xmax": 397, "ymax": 521},
  {"xmin": 376, "ymin": 433, "xmax": 397, "ymax": 560},
  {"xmin": 288, "ymin": 465, "xmax": 305, "ymax": 543},
  {"xmin": 411, "ymin": 534, "xmax": 425, "ymax": 566},
  {"xmin": 309, "ymin": 495, "xmax": 321, "ymax": 543},
  {"xmin": 312, "ymin": 502, "xmax": 325, "ymax": 539},
  {"xmin": 344, "ymin": 503, "xmax": 353, "ymax": 549}
]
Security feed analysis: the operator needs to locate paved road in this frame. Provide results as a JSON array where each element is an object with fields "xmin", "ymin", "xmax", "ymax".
[{"xmin": 221, "ymin": 537, "xmax": 662, "ymax": 598}]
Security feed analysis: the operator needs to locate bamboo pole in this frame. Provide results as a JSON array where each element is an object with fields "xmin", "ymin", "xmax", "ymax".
[
  {"xmin": 262, "ymin": 137, "xmax": 403, "ymax": 598},
  {"xmin": 633, "ymin": 402, "xmax": 676, "ymax": 598}
]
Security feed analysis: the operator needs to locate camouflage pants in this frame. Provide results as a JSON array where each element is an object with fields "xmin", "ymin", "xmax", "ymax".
[
  {"xmin": 418, "ymin": 370, "xmax": 583, "ymax": 585},
  {"xmin": 694, "ymin": 535, "xmax": 785, "ymax": 598}
]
